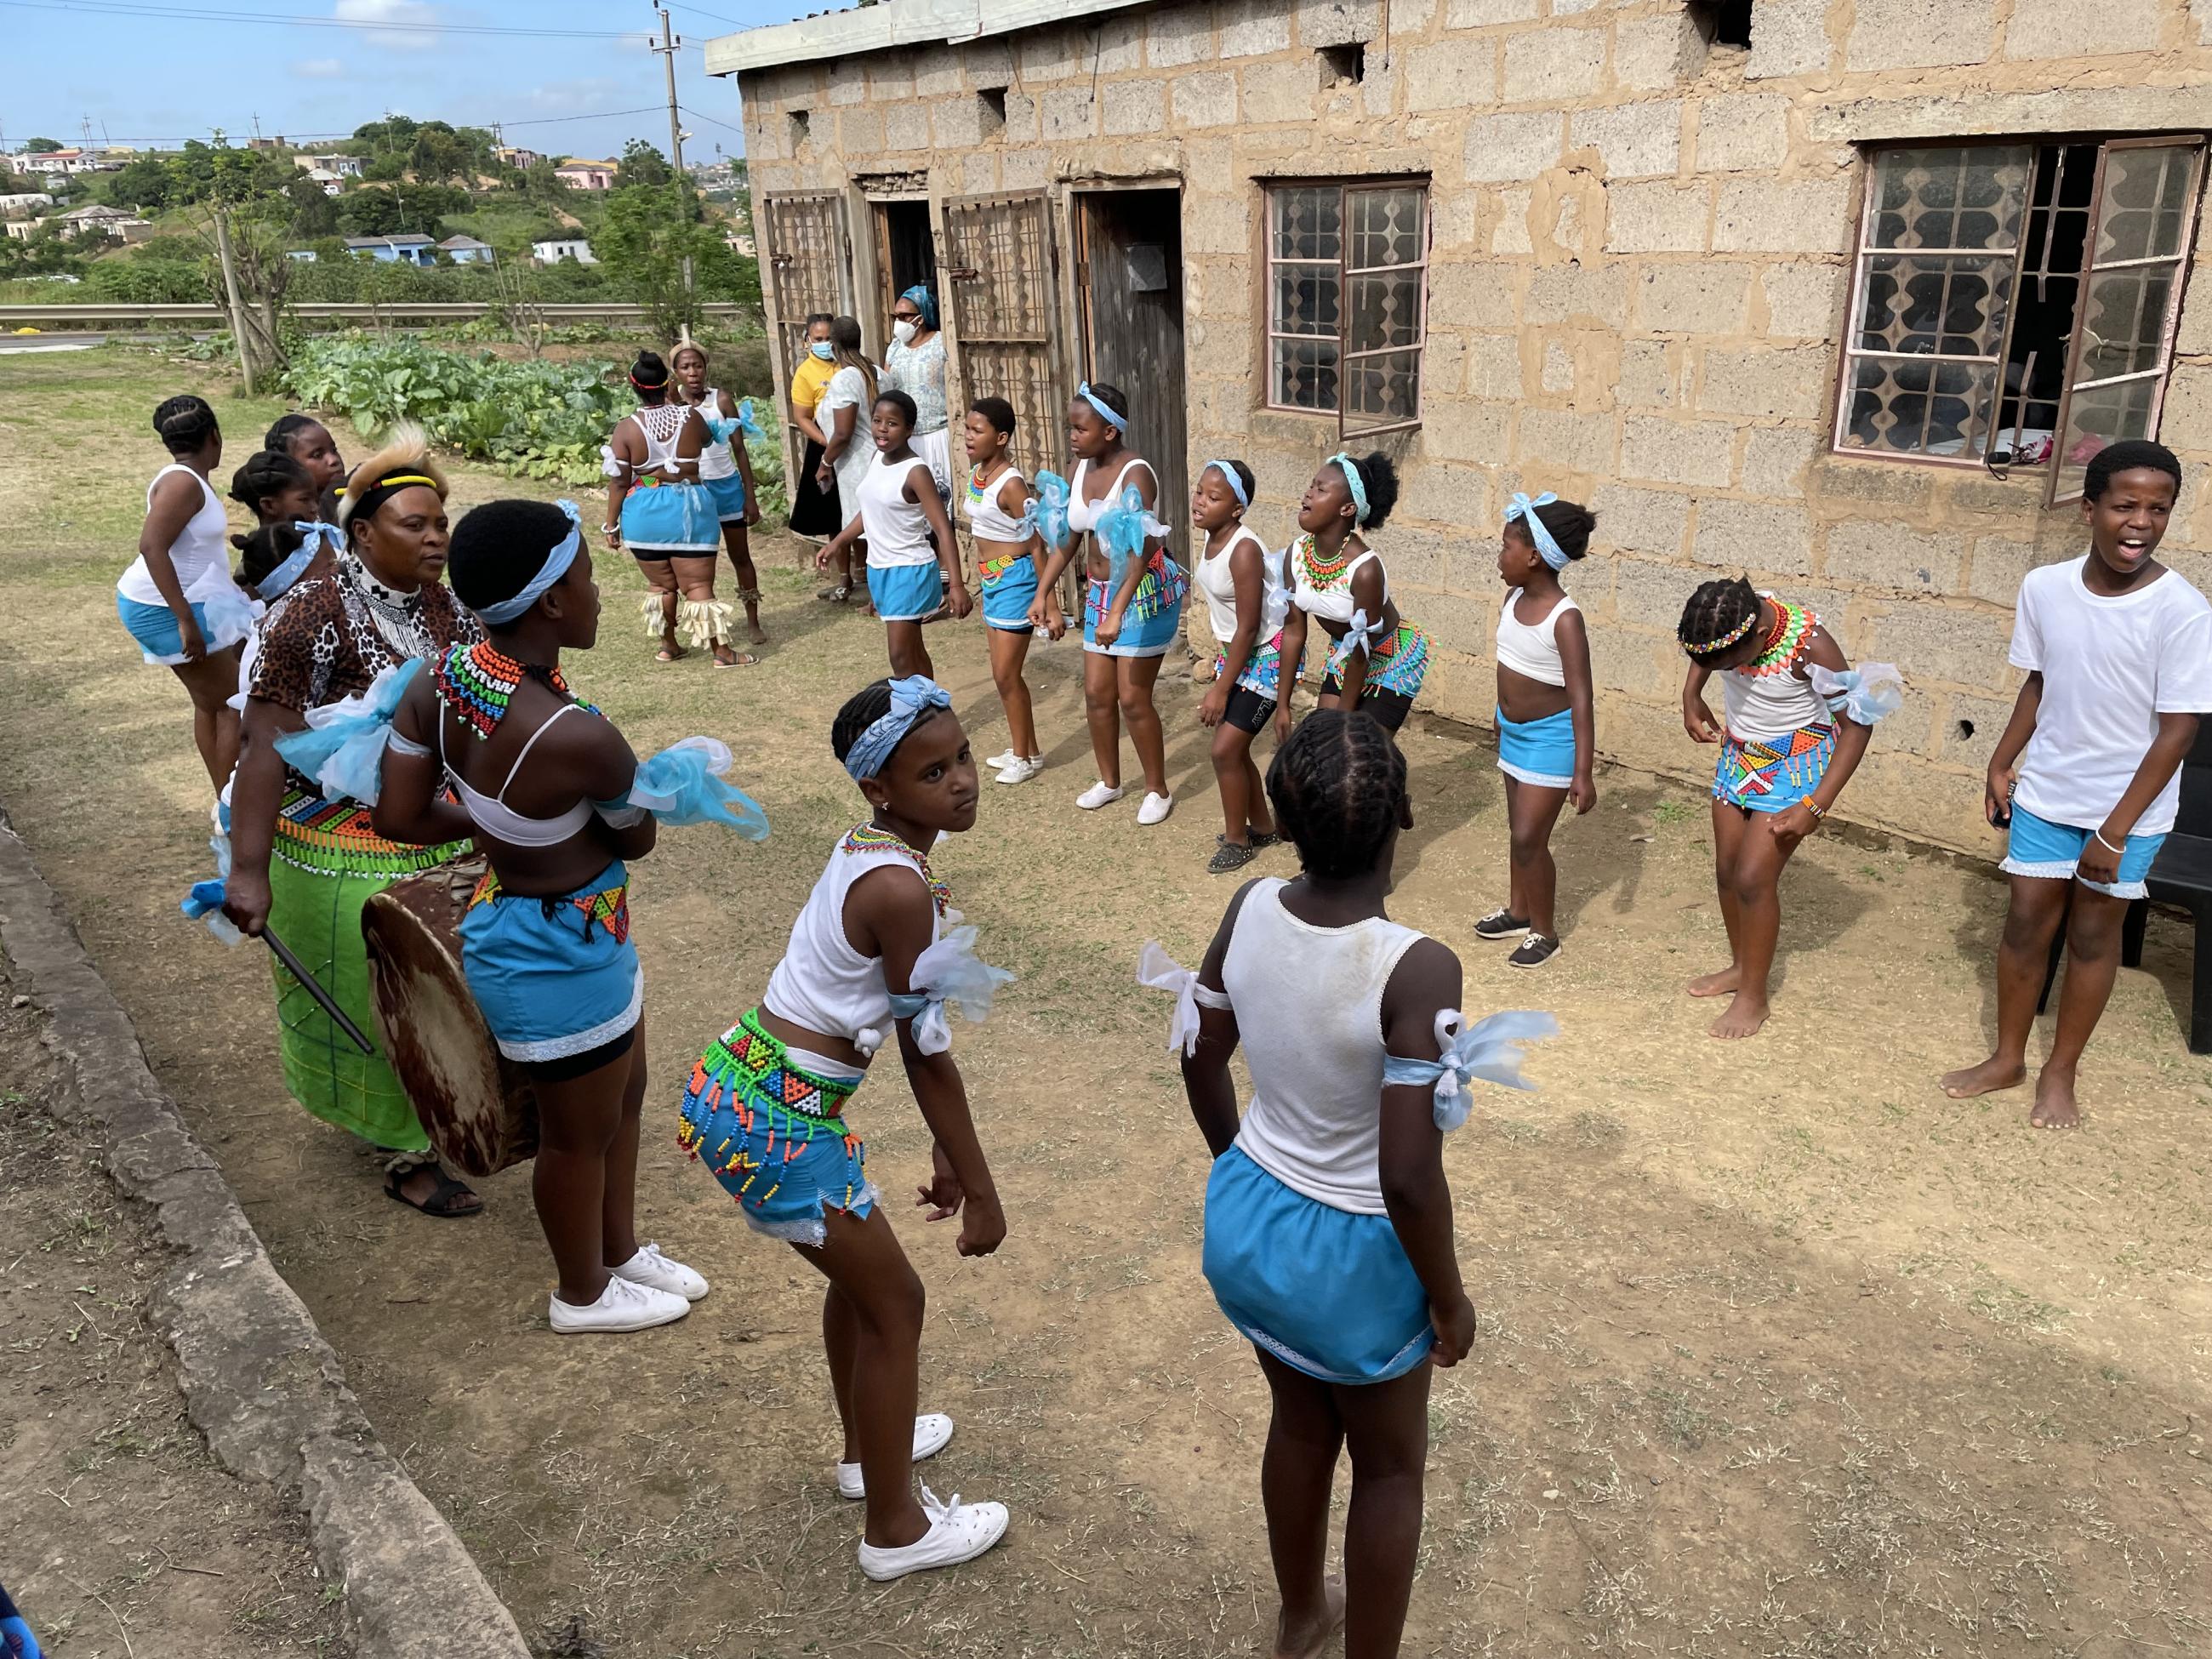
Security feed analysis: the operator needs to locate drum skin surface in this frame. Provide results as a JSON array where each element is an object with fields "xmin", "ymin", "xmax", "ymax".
[{"xmin": 362, "ymin": 859, "xmax": 540, "ymax": 1179}]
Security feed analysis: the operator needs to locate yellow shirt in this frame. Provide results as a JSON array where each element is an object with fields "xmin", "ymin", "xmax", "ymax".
[{"xmin": 790, "ymin": 353, "xmax": 837, "ymax": 419}]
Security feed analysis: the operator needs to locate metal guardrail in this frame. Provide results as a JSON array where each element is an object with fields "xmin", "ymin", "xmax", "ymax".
[{"xmin": 0, "ymin": 300, "xmax": 755, "ymax": 328}]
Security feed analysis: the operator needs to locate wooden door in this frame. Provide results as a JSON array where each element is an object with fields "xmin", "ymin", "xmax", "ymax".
[
  {"xmin": 1075, "ymin": 188, "xmax": 1188, "ymax": 560},
  {"xmin": 939, "ymin": 191, "xmax": 1068, "ymax": 484}
]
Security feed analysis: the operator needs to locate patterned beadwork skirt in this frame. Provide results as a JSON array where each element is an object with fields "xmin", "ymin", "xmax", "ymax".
[{"xmin": 1712, "ymin": 721, "xmax": 1835, "ymax": 812}]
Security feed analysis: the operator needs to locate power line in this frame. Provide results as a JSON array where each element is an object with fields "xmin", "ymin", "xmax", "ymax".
[
  {"xmin": 0, "ymin": 0, "xmax": 649, "ymax": 38},
  {"xmin": 668, "ymin": 3, "xmax": 749, "ymax": 25},
  {"xmin": 678, "ymin": 104, "xmax": 747, "ymax": 142},
  {"xmin": 22, "ymin": 107, "xmax": 670, "ymax": 151}
]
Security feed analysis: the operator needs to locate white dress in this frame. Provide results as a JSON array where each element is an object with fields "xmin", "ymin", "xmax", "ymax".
[{"xmin": 816, "ymin": 365, "xmax": 875, "ymax": 533}]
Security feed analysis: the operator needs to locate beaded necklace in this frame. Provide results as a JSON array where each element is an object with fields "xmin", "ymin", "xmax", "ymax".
[
  {"xmin": 1297, "ymin": 531, "xmax": 1355, "ymax": 590},
  {"xmin": 436, "ymin": 640, "xmax": 597, "ymax": 740},
  {"xmin": 841, "ymin": 822, "xmax": 953, "ymax": 918},
  {"xmin": 337, "ymin": 553, "xmax": 436, "ymax": 662},
  {"xmin": 1742, "ymin": 598, "xmax": 1816, "ymax": 680},
  {"xmin": 965, "ymin": 460, "xmax": 1006, "ymax": 508}
]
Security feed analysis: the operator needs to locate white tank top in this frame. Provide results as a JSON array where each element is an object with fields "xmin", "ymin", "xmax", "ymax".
[
  {"xmin": 1495, "ymin": 587, "xmax": 1579, "ymax": 687},
  {"xmin": 118, "ymin": 463, "xmax": 231, "ymax": 607},
  {"xmin": 627, "ymin": 403, "xmax": 697, "ymax": 477},
  {"xmin": 1223, "ymin": 878, "xmax": 1423, "ymax": 1215},
  {"xmin": 963, "ymin": 462, "xmax": 1029, "ymax": 543},
  {"xmin": 1065, "ymin": 456, "xmax": 1153, "ymax": 536},
  {"xmin": 1192, "ymin": 525, "xmax": 1288, "ymax": 645},
  {"xmin": 1719, "ymin": 598, "xmax": 1829, "ymax": 741},
  {"xmin": 691, "ymin": 387, "xmax": 736, "ymax": 481},
  {"xmin": 858, "ymin": 451, "xmax": 938, "ymax": 568},
  {"xmin": 762, "ymin": 828, "xmax": 944, "ymax": 1050},
  {"xmin": 1291, "ymin": 541, "xmax": 1388, "ymax": 627}
]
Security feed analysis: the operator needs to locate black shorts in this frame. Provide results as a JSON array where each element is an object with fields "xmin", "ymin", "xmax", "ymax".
[
  {"xmin": 519, "ymin": 1023, "xmax": 637, "ymax": 1085},
  {"xmin": 1222, "ymin": 685, "xmax": 1277, "ymax": 734},
  {"xmin": 1320, "ymin": 678, "xmax": 1414, "ymax": 733}
]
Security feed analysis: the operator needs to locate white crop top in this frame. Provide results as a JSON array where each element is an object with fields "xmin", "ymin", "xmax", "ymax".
[
  {"xmin": 963, "ymin": 462, "xmax": 1030, "ymax": 543},
  {"xmin": 117, "ymin": 464, "xmax": 232, "ymax": 608},
  {"xmin": 1291, "ymin": 541, "xmax": 1388, "ymax": 628},
  {"xmin": 1495, "ymin": 587, "xmax": 1579, "ymax": 687},
  {"xmin": 1065, "ymin": 456, "xmax": 1154, "ymax": 536},
  {"xmin": 692, "ymin": 387, "xmax": 737, "ymax": 481},
  {"xmin": 762, "ymin": 828, "xmax": 944, "ymax": 1051},
  {"xmin": 1223, "ymin": 878, "xmax": 1423, "ymax": 1215},
  {"xmin": 1719, "ymin": 597, "xmax": 1829, "ymax": 741},
  {"xmin": 1192, "ymin": 525, "xmax": 1289, "ymax": 645},
  {"xmin": 438, "ymin": 700, "xmax": 594, "ymax": 847},
  {"xmin": 625, "ymin": 403, "xmax": 698, "ymax": 478}
]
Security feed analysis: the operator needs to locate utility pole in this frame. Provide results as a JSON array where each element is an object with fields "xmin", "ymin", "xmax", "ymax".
[
  {"xmin": 208, "ymin": 128, "xmax": 259, "ymax": 395},
  {"xmin": 651, "ymin": 2, "xmax": 695, "ymax": 341}
]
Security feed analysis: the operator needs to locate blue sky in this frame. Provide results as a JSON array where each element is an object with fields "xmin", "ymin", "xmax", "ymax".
[{"xmin": 0, "ymin": 0, "xmax": 801, "ymax": 164}]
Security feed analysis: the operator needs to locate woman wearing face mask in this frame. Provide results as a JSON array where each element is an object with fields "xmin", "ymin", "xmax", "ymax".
[
  {"xmin": 222, "ymin": 427, "xmax": 488, "ymax": 1221},
  {"xmin": 881, "ymin": 286, "xmax": 951, "ymax": 503},
  {"xmin": 813, "ymin": 316, "xmax": 881, "ymax": 607},
  {"xmin": 789, "ymin": 314, "xmax": 847, "ymax": 579}
]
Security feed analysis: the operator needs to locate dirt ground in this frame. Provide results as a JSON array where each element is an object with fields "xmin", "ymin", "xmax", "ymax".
[
  {"xmin": 3, "ymin": 348, "xmax": 2210, "ymax": 1658},
  {"xmin": 0, "ymin": 987, "xmax": 350, "ymax": 1656}
]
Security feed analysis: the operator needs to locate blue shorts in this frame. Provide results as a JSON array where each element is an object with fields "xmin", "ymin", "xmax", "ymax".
[
  {"xmin": 869, "ymin": 561, "xmax": 943, "ymax": 623},
  {"xmin": 117, "ymin": 594, "xmax": 215, "ymax": 664},
  {"xmin": 459, "ymin": 863, "xmax": 643, "ymax": 1063},
  {"xmin": 701, "ymin": 472, "xmax": 749, "ymax": 524},
  {"xmin": 622, "ymin": 482, "xmax": 718, "ymax": 554},
  {"xmin": 1497, "ymin": 705, "xmax": 1576, "ymax": 788},
  {"xmin": 2002, "ymin": 803, "xmax": 2167, "ymax": 900},
  {"xmin": 981, "ymin": 562, "xmax": 1039, "ymax": 633},
  {"xmin": 1203, "ymin": 1144, "xmax": 1434, "ymax": 1385},
  {"xmin": 678, "ymin": 1008, "xmax": 874, "ymax": 1249}
]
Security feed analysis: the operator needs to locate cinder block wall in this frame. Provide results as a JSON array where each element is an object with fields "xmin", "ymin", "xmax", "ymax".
[{"xmin": 737, "ymin": 0, "xmax": 2212, "ymax": 856}]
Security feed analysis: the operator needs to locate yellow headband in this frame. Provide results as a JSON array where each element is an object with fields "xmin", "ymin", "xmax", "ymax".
[{"xmin": 354, "ymin": 472, "xmax": 438, "ymax": 496}]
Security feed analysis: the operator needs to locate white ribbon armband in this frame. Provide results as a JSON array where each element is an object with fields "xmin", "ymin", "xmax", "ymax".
[{"xmin": 1137, "ymin": 940, "xmax": 1234, "ymax": 1057}]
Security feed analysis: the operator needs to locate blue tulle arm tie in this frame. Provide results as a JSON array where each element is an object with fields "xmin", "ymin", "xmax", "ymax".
[
  {"xmin": 609, "ymin": 736, "xmax": 770, "ymax": 835},
  {"xmin": 1030, "ymin": 468, "xmax": 1074, "ymax": 551},
  {"xmin": 273, "ymin": 657, "xmax": 424, "ymax": 807},
  {"xmin": 1096, "ymin": 486, "xmax": 1172, "ymax": 597},
  {"xmin": 180, "ymin": 823, "xmax": 242, "ymax": 945},
  {"xmin": 1810, "ymin": 662, "xmax": 1905, "ymax": 727},
  {"xmin": 882, "ymin": 926, "xmax": 1014, "ymax": 1056},
  {"xmin": 1382, "ymin": 1009, "xmax": 1559, "ymax": 1132}
]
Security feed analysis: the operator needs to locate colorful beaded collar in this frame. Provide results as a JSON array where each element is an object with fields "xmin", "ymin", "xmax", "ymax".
[
  {"xmin": 840, "ymin": 822, "xmax": 953, "ymax": 917},
  {"xmin": 1742, "ymin": 598, "xmax": 1816, "ymax": 679},
  {"xmin": 1295, "ymin": 531, "xmax": 1359, "ymax": 589},
  {"xmin": 435, "ymin": 640, "xmax": 596, "ymax": 740}
]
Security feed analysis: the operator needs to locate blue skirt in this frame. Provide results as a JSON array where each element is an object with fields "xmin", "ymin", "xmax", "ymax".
[
  {"xmin": 117, "ymin": 592, "xmax": 253, "ymax": 666},
  {"xmin": 2002, "ymin": 803, "xmax": 2167, "ymax": 901},
  {"xmin": 1203, "ymin": 1145, "xmax": 1434, "ymax": 1385},
  {"xmin": 981, "ymin": 560, "xmax": 1039, "ymax": 632},
  {"xmin": 1084, "ymin": 573, "xmax": 1183, "ymax": 658},
  {"xmin": 702, "ymin": 472, "xmax": 749, "ymax": 524},
  {"xmin": 1497, "ymin": 705, "xmax": 1576, "ymax": 788},
  {"xmin": 869, "ymin": 561, "xmax": 943, "ymax": 623},
  {"xmin": 622, "ymin": 482, "xmax": 719, "ymax": 554},
  {"xmin": 459, "ymin": 863, "xmax": 643, "ymax": 1063}
]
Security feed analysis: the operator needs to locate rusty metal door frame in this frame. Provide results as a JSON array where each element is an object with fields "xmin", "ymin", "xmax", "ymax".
[{"xmin": 760, "ymin": 189, "xmax": 855, "ymax": 505}]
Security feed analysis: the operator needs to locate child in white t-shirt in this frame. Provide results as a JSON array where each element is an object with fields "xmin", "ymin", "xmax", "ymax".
[{"xmin": 1943, "ymin": 440, "xmax": 2212, "ymax": 1130}]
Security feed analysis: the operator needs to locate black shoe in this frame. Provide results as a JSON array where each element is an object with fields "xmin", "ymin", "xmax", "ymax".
[
  {"xmin": 1209, "ymin": 837, "xmax": 1263, "ymax": 875},
  {"xmin": 1247, "ymin": 830, "xmax": 1281, "ymax": 851},
  {"xmin": 1474, "ymin": 907, "xmax": 1529, "ymax": 941},
  {"xmin": 1507, "ymin": 933, "xmax": 1560, "ymax": 969}
]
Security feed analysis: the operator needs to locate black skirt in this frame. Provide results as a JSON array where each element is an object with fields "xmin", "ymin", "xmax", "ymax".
[{"xmin": 788, "ymin": 437, "xmax": 841, "ymax": 538}]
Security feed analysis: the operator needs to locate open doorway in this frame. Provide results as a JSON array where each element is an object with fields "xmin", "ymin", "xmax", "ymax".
[
  {"xmin": 1074, "ymin": 186, "xmax": 1187, "ymax": 559},
  {"xmin": 870, "ymin": 198, "xmax": 938, "ymax": 354}
]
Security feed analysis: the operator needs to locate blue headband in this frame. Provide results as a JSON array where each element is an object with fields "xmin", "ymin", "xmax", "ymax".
[
  {"xmin": 1203, "ymin": 460, "xmax": 1248, "ymax": 509},
  {"xmin": 1076, "ymin": 381, "xmax": 1127, "ymax": 431},
  {"xmin": 475, "ymin": 499, "xmax": 584, "ymax": 626},
  {"xmin": 264, "ymin": 521, "xmax": 343, "ymax": 601},
  {"xmin": 1507, "ymin": 492, "xmax": 1568, "ymax": 572},
  {"xmin": 899, "ymin": 283, "xmax": 938, "ymax": 329},
  {"xmin": 843, "ymin": 676, "xmax": 953, "ymax": 781},
  {"xmin": 1328, "ymin": 452, "xmax": 1370, "ymax": 525}
]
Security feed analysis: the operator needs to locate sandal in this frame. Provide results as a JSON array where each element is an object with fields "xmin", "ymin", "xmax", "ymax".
[
  {"xmin": 714, "ymin": 650, "xmax": 762, "ymax": 668},
  {"xmin": 817, "ymin": 583, "xmax": 852, "ymax": 603},
  {"xmin": 384, "ymin": 1160, "xmax": 482, "ymax": 1219},
  {"xmin": 656, "ymin": 643, "xmax": 687, "ymax": 664}
]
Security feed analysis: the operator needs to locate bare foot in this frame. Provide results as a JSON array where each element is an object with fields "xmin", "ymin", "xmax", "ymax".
[
  {"xmin": 1940, "ymin": 1054, "xmax": 2027, "ymax": 1099},
  {"xmin": 1707, "ymin": 994, "xmax": 1769, "ymax": 1040},
  {"xmin": 1687, "ymin": 965, "xmax": 1742, "ymax": 998},
  {"xmin": 2030, "ymin": 1068, "xmax": 2081, "ymax": 1130},
  {"xmin": 748, "ymin": 620, "xmax": 768, "ymax": 646},
  {"xmin": 1271, "ymin": 1578, "xmax": 1346, "ymax": 1659}
]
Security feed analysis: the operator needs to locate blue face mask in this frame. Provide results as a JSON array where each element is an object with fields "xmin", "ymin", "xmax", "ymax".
[{"xmin": 810, "ymin": 339, "xmax": 835, "ymax": 360}]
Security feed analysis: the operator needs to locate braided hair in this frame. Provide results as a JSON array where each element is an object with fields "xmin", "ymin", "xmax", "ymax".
[
  {"xmin": 236, "ymin": 522, "xmax": 305, "ymax": 590},
  {"xmin": 228, "ymin": 449, "xmax": 315, "ymax": 515},
  {"xmin": 1266, "ymin": 710, "xmax": 1410, "ymax": 881},
  {"xmin": 831, "ymin": 679, "xmax": 895, "ymax": 763},
  {"xmin": 1516, "ymin": 497, "xmax": 1599, "ymax": 562},
  {"xmin": 152, "ymin": 394, "xmax": 218, "ymax": 456},
  {"xmin": 264, "ymin": 412, "xmax": 328, "ymax": 456},
  {"xmin": 1677, "ymin": 576, "xmax": 1762, "ymax": 662}
]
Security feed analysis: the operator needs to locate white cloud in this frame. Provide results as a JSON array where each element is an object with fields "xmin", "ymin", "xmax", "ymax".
[
  {"xmin": 333, "ymin": 0, "xmax": 440, "ymax": 52},
  {"xmin": 524, "ymin": 79, "xmax": 617, "ymax": 113},
  {"xmin": 294, "ymin": 58, "xmax": 345, "ymax": 77}
]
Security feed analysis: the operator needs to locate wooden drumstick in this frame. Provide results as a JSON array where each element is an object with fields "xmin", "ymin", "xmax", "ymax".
[{"xmin": 260, "ymin": 924, "xmax": 377, "ymax": 1056}]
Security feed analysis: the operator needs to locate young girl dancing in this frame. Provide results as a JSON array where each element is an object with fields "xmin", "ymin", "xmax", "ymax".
[
  {"xmin": 1190, "ymin": 459, "xmax": 1288, "ymax": 873},
  {"xmin": 679, "ymin": 676, "xmax": 1012, "ymax": 1580},
  {"xmin": 817, "ymin": 391, "xmax": 972, "ymax": 679},
  {"xmin": 602, "ymin": 351, "xmax": 739, "ymax": 667},
  {"xmin": 670, "ymin": 339, "xmax": 767, "ymax": 656},
  {"xmin": 963, "ymin": 396, "xmax": 1062, "ymax": 785},
  {"xmin": 1277, "ymin": 453, "xmax": 1433, "ymax": 742},
  {"xmin": 1155, "ymin": 710, "xmax": 1551, "ymax": 1659},
  {"xmin": 1478, "ymin": 493, "xmax": 1599, "ymax": 969},
  {"xmin": 1679, "ymin": 577, "xmax": 1896, "ymax": 1039},
  {"xmin": 1941, "ymin": 441, "xmax": 2212, "ymax": 1128},
  {"xmin": 378, "ymin": 499, "xmax": 756, "ymax": 1331},
  {"xmin": 1031, "ymin": 381, "xmax": 1187, "ymax": 824}
]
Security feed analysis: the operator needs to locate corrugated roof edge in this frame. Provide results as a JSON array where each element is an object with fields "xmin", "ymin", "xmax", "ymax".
[{"xmin": 702, "ymin": 0, "xmax": 1145, "ymax": 77}]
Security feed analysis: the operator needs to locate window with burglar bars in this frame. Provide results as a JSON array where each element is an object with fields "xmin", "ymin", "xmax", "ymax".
[
  {"xmin": 1834, "ymin": 136, "xmax": 2206, "ymax": 502},
  {"xmin": 1266, "ymin": 180, "xmax": 1429, "ymax": 437}
]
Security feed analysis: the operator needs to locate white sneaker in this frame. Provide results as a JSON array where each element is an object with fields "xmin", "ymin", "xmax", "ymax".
[
  {"xmin": 1075, "ymin": 781, "xmax": 1126, "ymax": 810},
  {"xmin": 1137, "ymin": 790, "xmax": 1175, "ymax": 825},
  {"xmin": 549, "ymin": 1274, "xmax": 690, "ymax": 1335},
  {"xmin": 837, "ymin": 1411, "xmax": 955, "ymax": 1499},
  {"xmin": 609, "ymin": 1241, "xmax": 709, "ymax": 1302},
  {"xmin": 856, "ymin": 1484, "xmax": 1010, "ymax": 1582},
  {"xmin": 995, "ymin": 755, "xmax": 1044, "ymax": 785},
  {"xmin": 983, "ymin": 748, "xmax": 1018, "ymax": 771}
]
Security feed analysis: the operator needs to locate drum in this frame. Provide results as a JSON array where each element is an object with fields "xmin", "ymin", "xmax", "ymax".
[{"xmin": 361, "ymin": 857, "xmax": 540, "ymax": 1179}]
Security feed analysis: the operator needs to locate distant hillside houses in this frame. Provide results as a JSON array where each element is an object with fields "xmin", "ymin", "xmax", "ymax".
[
  {"xmin": 56, "ymin": 202, "xmax": 151, "ymax": 242},
  {"xmin": 438, "ymin": 234, "xmax": 493, "ymax": 264},
  {"xmin": 552, "ymin": 159, "xmax": 617, "ymax": 191},
  {"xmin": 0, "ymin": 193, "xmax": 54, "ymax": 218},
  {"xmin": 345, "ymin": 232, "xmax": 438, "ymax": 265},
  {"xmin": 295, "ymin": 153, "xmax": 362, "ymax": 179},
  {"xmin": 532, "ymin": 235, "xmax": 596, "ymax": 265}
]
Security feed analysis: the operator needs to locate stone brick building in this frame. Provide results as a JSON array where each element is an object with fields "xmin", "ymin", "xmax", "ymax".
[{"xmin": 708, "ymin": 0, "xmax": 2212, "ymax": 854}]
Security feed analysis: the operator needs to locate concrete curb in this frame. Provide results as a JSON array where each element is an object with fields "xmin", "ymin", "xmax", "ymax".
[{"xmin": 0, "ymin": 816, "xmax": 530, "ymax": 1659}]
